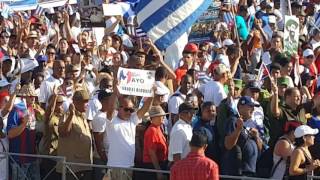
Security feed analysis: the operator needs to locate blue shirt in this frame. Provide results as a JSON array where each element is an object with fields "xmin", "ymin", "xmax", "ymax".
[
  {"xmin": 221, "ymin": 116, "xmax": 259, "ymax": 175},
  {"xmin": 307, "ymin": 116, "xmax": 320, "ymax": 143},
  {"xmin": 235, "ymin": 15, "xmax": 249, "ymax": 41},
  {"xmin": 7, "ymin": 101, "xmax": 37, "ymax": 164}
]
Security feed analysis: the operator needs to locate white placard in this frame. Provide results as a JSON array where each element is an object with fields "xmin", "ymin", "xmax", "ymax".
[
  {"xmin": 283, "ymin": 15, "xmax": 299, "ymax": 55},
  {"xmin": 117, "ymin": 67, "xmax": 155, "ymax": 97},
  {"xmin": 103, "ymin": 2, "xmax": 132, "ymax": 16}
]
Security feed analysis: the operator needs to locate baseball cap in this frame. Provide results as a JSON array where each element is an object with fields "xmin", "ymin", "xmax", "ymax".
[
  {"xmin": 183, "ymin": 43, "xmax": 198, "ymax": 53},
  {"xmin": 222, "ymin": 39, "xmax": 234, "ymax": 46},
  {"xmin": 294, "ymin": 125, "xmax": 319, "ymax": 138},
  {"xmin": 73, "ymin": 89, "xmax": 90, "ymax": 101},
  {"xmin": 178, "ymin": 102, "xmax": 195, "ymax": 114},
  {"xmin": 303, "ymin": 49, "xmax": 314, "ymax": 57},
  {"xmin": 36, "ymin": 55, "xmax": 48, "ymax": 63},
  {"xmin": 134, "ymin": 48, "xmax": 147, "ymax": 56},
  {"xmin": 238, "ymin": 96, "xmax": 260, "ymax": 107},
  {"xmin": 149, "ymin": 106, "xmax": 168, "ymax": 118},
  {"xmin": 245, "ymin": 81, "xmax": 261, "ymax": 92},
  {"xmin": 277, "ymin": 77, "xmax": 290, "ymax": 87}
]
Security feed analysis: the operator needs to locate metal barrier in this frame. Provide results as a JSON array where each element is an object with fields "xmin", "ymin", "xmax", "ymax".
[{"xmin": 1, "ymin": 152, "xmax": 320, "ymax": 180}]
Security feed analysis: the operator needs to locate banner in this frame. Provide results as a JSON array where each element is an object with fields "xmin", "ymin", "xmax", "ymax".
[
  {"xmin": 283, "ymin": 15, "xmax": 299, "ymax": 55},
  {"xmin": 79, "ymin": 0, "xmax": 104, "ymax": 27},
  {"xmin": 20, "ymin": 58, "xmax": 39, "ymax": 74},
  {"xmin": 0, "ymin": 0, "xmax": 77, "ymax": 11},
  {"xmin": 117, "ymin": 67, "xmax": 155, "ymax": 97},
  {"xmin": 188, "ymin": 0, "xmax": 220, "ymax": 43}
]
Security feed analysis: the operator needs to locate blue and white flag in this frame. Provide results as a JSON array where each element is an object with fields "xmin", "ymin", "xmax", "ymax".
[
  {"xmin": 34, "ymin": 4, "xmax": 45, "ymax": 16},
  {"xmin": 135, "ymin": 0, "xmax": 211, "ymax": 51}
]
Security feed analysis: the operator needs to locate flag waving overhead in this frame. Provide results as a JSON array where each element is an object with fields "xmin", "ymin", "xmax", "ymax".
[{"xmin": 135, "ymin": 0, "xmax": 211, "ymax": 51}]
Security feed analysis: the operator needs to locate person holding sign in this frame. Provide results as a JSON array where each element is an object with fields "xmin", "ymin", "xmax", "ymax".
[{"xmin": 105, "ymin": 87, "xmax": 155, "ymax": 180}]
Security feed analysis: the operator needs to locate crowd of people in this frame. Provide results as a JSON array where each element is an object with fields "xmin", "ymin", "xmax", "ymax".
[{"xmin": 0, "ymin": 0, "xmax": 320, "ymax": 180}]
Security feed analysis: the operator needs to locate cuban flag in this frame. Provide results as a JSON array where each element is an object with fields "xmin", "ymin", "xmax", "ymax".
[
  {"xmin": 135, "ymin": 0, "xmax": 211, "ymax": 51},
  {"xmin": 257, "ymin": 62, "xmax": 271, "ymax": 87},
  {"xmin": 34, "ymin": 4, "xmax": 45, "ymax": 17}
]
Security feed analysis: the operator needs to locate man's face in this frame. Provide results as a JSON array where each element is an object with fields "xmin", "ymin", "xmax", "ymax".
[
  {"xmin": 239, "ymin": 105, "xmax": 254, "ymax": 119},
  {"xmin": 47, "ymin": 48, "xmax": 56, "ymax": 61},
  {"xmin": 134, "ymin": 54, "xmax": 146, "ymax": 69},
  {"xmin": 27, "ymin": 37, "xmax": 39, "ymax": 48},
  {"xmin": 201, "ymin": 105, "xmax": 216, "ymax": 122},
  {"xmin": 181, "ymin": 76, "xmax": 193, "ymax": 92},
  {"xmin": 288, "ymin": 24, "xmax": 297, "ymax": 36},
  {"xmin": 286, "ymin": 89, "xmax": 301, "ymax": 107},
  {"xmin": 74, "ymin": 99, "xmax": 89, "ymax": 113},
  {"xmin": 271, "ymin": 69, "xmax": 281, "ymax": 79},
  {"xmin": 182, "ymin": 53, "xmax": 193, "ymax": 66},
  {"xmin": 118, "ymin": 99, "xmax": 135, "ymax": 120},
  {"xmin": 53, "ymin": 61, "xmax": 66, "ymax": 78}
]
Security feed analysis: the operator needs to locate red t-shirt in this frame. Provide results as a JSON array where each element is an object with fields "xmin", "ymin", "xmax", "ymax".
[{"xmin": 143, "ymin": 124, "xmax": 168, "ymax": 163}]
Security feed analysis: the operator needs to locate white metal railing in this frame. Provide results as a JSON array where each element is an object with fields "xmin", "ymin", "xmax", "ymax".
[{"xmin": 2, "ymin": 152, "xmax": 319, "ymax": 180}]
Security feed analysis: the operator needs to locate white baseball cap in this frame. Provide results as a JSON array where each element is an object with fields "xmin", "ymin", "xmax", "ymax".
[
  {"xmin": 294, "ymin": 125, "xmax": 319, "ymax": 138},
  {"xmin": 222, "ymin": 39, "xmax": 234, "ymax": 46},
  {"xmin": 303, "ymin": 49, "xmax": 314, "ymax": 57}
]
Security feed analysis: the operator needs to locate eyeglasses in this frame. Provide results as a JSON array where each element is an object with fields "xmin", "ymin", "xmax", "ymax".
[
  {"xmin": 48, "ymin": 52, "xmax": 55, "ymax": 55},
  {"xmin": 120, "ymin": 106, "xmax": 135, "ymax": 113},
  {"xmin": 0, "ymin": 36, "xmax": 9, "ymax": 39}
]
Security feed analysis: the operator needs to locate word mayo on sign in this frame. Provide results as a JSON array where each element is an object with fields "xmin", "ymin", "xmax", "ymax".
[{"xmin": 117, "ymin": 67, "xmax": 155, "ymax": 97}]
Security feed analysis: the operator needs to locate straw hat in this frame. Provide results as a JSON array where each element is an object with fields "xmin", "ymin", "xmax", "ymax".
[{"xmin": 17, "ymin": 83, "xmax": 37, "ymax": 97}]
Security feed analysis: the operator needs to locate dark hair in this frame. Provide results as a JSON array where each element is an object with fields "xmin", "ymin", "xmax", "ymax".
[
  {"xmin": 155, "ymin": 66, "xmax": 167, "ymax": 81},
  {"xmin": 190, "ymin": 131, "xmax": 208, "ymax": 148},
  {"xmin": 98, "ymin": 90, "xmax": 112, "ymax": 103},
  {"xmin": 284, "ymin": 87, "xmax": 299, "ymax": 100},
  {"xmin": 270, "ymin": 63, "xmax": 281, "ymax": 71},
  {"xmin": 201, "ymin": 101, "xmax": 214, "ymax": 111},
  {"xmin": 99, "ymin": 66, "xmax": 113, "ymax": 75},
  {"xmin": 274, "ymin": 53, "xmax": 290, "ymax": 67},
  {"xmin": 295, "ymin": 137, "xmax": 305, "ymax": 147},
  {"xmin": 186, "ymin": 69, "xmax": 196, "ymax": 77}
]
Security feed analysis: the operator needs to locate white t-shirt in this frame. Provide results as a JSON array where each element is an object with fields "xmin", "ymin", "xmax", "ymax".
[
  {"xmin": 168, "ymin": 91, "xmax": 186, "ymax": 115},
  {"xmin": 168, "ymin": 119, "xmax": 192, "ymax": 161},
  {"xmin": 92, "ymin": 111, "xmax": 109, "ymax": 155},
  {"xmin": 86, "ymin": 93, "xmax": 101, "ymax": 121},
  {"xmin": 38, "ymin": 76, "xmax": 63, "ymax": 105},
  {"xmin": 155, "ymin": 81, "xmax": 171, "ymax": 102},
  {"xmin": 107, "ymin": 112, "xmax": 141, "ymax": 167},
  {"xmin": 199, "ymin": 80, "xmax": 227, "ymax": 106}
]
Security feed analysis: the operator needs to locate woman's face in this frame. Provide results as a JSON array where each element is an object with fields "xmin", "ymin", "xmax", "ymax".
[
  {"xmin": 151, "ymin": 116, "xmax": 164, "ymax": 126},
  {"xmin": 59, "ymin": 40, "xmax": 68, "ymax": 52},
  {"xmin": 305, "ymin": 135, "xmax": 315, "ymax": 146}
]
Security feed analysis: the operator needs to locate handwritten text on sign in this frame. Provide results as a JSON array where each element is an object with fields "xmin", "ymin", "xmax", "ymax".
[{"xmin": 117, "ymin": 67, "xmax": 155, "ymax": 97}]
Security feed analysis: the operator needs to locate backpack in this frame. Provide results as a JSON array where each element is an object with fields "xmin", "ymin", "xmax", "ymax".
[{"xmin": 256, "ymin": 146, "xmax": 283, "ymax": 178}]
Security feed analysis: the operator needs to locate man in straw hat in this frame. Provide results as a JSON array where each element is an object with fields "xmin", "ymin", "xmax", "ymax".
[{"xmin": 7, "ymin": 83, "xmax": 40, "ymax": 180}]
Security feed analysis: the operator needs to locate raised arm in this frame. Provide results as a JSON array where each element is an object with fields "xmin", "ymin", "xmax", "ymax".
[
  {"xmin": 58, "ymin": 103, "xmax": 75, "ymax": 137},
  {"xmin": 1, "ymin": 84, "xmax": 20, "ymax": 118},
  {"xmin": 224, "ymin": 118, "xmax": 243, "ymax": 150},
  {"xmin": 270, "ymin": 80, "xmax": 281, "ymax": 118},
  {"xmin": 147, "ymin": 39, "xmax": 176, "ymax": 79}
]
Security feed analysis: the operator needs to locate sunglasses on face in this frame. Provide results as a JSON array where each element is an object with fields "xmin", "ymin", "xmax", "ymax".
[
  {"xmin": 306, "ymin": 55, "xmax": 314, "ymax": 59},
  {"xmin": 120, "ymin": 106, "xmax": 135, "ymax": 113}
]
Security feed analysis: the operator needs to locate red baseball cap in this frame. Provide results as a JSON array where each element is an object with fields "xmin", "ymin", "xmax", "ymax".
[{"xmin": 183, "ymin": 43, "xmax": 198, "ymax": 53}]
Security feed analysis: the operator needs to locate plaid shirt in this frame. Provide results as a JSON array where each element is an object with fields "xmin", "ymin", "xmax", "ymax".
[{"xmin": 170, "ymin": 152, "xmax": 219, "ymax": 180}]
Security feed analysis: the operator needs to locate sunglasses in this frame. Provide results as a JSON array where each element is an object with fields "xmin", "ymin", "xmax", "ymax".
[
  {"xmin": 120, "ymin": 106, "xmax": 135, "ymax": 113},
  {"xmin": 1, "ymin": 36, "xmax": 9, "ymax": 39},
  {"xmin": 306, "ymin": 55, "xmax": 314, "ymax": 59}
]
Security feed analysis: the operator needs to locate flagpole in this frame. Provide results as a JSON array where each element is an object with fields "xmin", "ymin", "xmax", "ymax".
[{"xmin": 287, "ymin": 0, "xmax": 292, "ymax": 16}]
